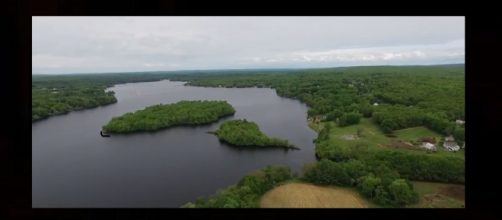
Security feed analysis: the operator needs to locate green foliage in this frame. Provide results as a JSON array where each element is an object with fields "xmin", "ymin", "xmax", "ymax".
[
  {"xmin": 387, "ymin": 179, "xmax": 419, "ymax": 206},
  {"xmin": 453, "ymin": 126, "xmax": 465, "ymax": 144},
  {"xmin": 303, "ymin": 159, "xmax": 367, "ymax": 187},
  {"xmin": 32, "ymin": 85, "xmax": 116, "ymax": 121},
  {"xmin": 315, "ymin": 121, "xmax": 464, "ymax": 184},
  {"xmin": 315, "ymin": 123, "xmax": 332, "ymax": 143},
  {"xmin": 324, "ymin": 109, "xmax": 343, "ymax": 121},
  {"xmin": 372, "ymin": 150, "xmax": 464, "ymax": 183},
  {"xmin": 214, "ymin": 119, "xmax": 296, "ymax": 149},
  {"xmin": 358, "ymin": 174, "xmax": 382, "ymax": 199},
  {"xmin": 338, "ymin": 112, "xmax": 362, "ymax": 127},
  {"xmin": 358, "ymin": 103, "xmax": 374, "ymax": 117},
  {"xmin": 184, "ymin": 166, "xmax": 292, "ymax": 208},
  {"xmin": 32, "ymin": 72, "xmax": 186, "ymax": 121},
  {"xmin": 102, "ymin": 100, "xmax": 235, "ymax": 133},
  {"xmin": 33, "ymin": 65, "xmax": 465, "ymax": 141},
  {"xmin": 303, "ymin": 159, "xmax": 417, "ymax": 207},
  {"xmin": 172, "ymin": 64, "xmax": 464, "ymax": 139}
]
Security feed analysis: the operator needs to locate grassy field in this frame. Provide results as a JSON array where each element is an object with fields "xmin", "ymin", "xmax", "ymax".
[
  {"xmin": 408, "ymin": 181, "xmax": 465, "ymax": 208},
  {"xmin": 394, "ymin": 126, "xmax": 442, "ymax": 141},
  {"xmin": 260, "ymin": 183, "xmax": 373, "ymax": 208},
  {"xmin": 312, "ymin": 118, "xmax": 464, "ymax": 158}
]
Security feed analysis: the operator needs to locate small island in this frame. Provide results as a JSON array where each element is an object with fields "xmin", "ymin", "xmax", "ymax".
[
  {"xmin": 102, "ymin": 100, "xmax": 235, "ymax": 133},
  {"xmin": 212, "ymin": 119, "xmax": 298, "ymax": 150}
]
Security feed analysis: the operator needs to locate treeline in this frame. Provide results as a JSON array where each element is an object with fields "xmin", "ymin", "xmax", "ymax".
[
  {"xmin": 32, "ymin": 86, "xmax": 116, "ymax": 121},
  {"xmin": 183, "ymin": 160, "xmax": 421, "ymax": 208},
  {"xmin": 372, "ymin": 150, "xmax": 465, "ymax": 183},
  {"xmin": 303, "ymin": 159, "xmax": 419, "ymax": 207},
  {"xmin": 102, "ymin": 100, "xmax": 235, "ymax": 133},
  {"xmin": 183, "ymin": 166, "xmax": 293, "ymax": 208},
  {"xmin": 214, "ymin": 119, "xmax": 297, "ymax": 149}
]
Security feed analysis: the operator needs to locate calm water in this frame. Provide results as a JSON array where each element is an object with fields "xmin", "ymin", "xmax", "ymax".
[{"xmin": 32, "ymin": 80, "xmax": 317, "ymax": 207}]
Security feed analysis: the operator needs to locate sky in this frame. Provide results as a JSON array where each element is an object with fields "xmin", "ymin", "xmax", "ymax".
[{"xmin": 32, "ymin": 16, "xmax": 464, "ymax": 74}]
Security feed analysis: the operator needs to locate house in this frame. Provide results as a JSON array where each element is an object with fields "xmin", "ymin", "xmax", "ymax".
[
  {"xmin": 443, "ymin": 139, "xmax": 460, "ymax": 152},
  {"xmin": 421, "ymin": 142, "xmax": 437, "ymax": 151},
  {"xmin": 456, "ymin": 120, "xmax": 465, "ymax": 125}
]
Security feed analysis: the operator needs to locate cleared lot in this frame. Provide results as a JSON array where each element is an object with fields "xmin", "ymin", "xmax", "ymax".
[{"xmin": 260, "ymin": 183, "xmax": 369, "ymax": 208}]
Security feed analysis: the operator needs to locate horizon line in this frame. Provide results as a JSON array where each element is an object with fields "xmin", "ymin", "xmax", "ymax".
[{"xmin": 32, "ymin": 63, "xmax": 465, "ymax": 75}]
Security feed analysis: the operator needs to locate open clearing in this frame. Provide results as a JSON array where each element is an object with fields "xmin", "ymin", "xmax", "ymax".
[
  {"xmin": 260, "ymin": 183, "xmax": 370, "ymax": 208},
  {"xmin": 408, "ymin": 181, "xmax": 465, "ymax": 208},
  {"xmin": 394, "ymin": 126, "xmax": 442, "ymax": 142}
]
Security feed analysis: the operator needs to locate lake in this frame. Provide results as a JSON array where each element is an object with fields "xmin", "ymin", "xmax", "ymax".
[{"xmin": 32, "ymin": 80, "xmax": 317, "ymax": 207}]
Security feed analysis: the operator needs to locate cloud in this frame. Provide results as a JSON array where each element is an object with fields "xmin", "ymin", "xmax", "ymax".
[
  {"xmin": 242, "ymin": 39, "xmax": 464, "ymax": 67},
  {"xmin": 32, "ymin": 17, "xmax": 464, "ymax": 74}
]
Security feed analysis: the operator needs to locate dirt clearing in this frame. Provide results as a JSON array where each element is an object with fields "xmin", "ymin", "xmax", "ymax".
[{"xmin": 260, "ymin": 183, "xmax": 369, "ymax": 208}]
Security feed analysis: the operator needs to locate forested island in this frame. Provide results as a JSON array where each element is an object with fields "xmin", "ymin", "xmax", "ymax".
[
  {"xmin": 212, "ymin": 119, "xmax": 298, "ymax": 149},
  {"xmin": 102, "ymin": 100, "xmax": 235, "ymax": 133}
]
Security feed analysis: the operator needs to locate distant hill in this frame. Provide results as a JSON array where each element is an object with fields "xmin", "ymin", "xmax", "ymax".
[{"xmin": 32, "ymin": 63, "xmax": 464, "ymax": 77}]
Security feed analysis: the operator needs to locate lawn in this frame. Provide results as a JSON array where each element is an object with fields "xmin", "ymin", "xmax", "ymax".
[
  {"xmin": 408, "ymin": 181, "xmax": 465, "ymax": 208},
  {"xmin": 324, "ymin": 118, "xmax": 389, "ymax": 149},
  {"xmin": 260, "ymin": 183, "xmax": 374, "ymax": 208},
  {"xmin": 394, "ymin": 126, "xmax": 442, "ymax": 142}
]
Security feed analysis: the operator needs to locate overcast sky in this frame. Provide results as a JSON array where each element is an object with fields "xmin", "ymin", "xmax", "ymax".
[{"xmin": 32, "ymin": 16, "xmax": 464, "ymax": 74}]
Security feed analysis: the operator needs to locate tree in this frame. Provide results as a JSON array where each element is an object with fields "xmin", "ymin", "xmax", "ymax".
[
  {"xmin": 358, "ymin": 174, "xmax": 382, "ymax": 199},
  {"xmin": 453, "ymin": 126, "xmax": 465, "ymax": 143},
  {"xmin": 325, "ymin": 109, "xmax": 343, "ymax": 121},
  {"xmin": 338, "ymin": 112, "xmax": 362, "ymax": 127},
  {"xmin": 358, "ymin": 103, "xmax": 373, "ymax": 117},
  {"xmin": 388, "ymin": 179, "xmax": 419, "ymax": 206}
]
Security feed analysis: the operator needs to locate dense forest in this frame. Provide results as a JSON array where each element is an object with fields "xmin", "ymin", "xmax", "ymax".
[
  {"xmin": 32, "ymin": 73, "xmax": 182, "ymax": 121},
  {"xmin": 102, "ymin": 100, "xmax": 235, "ymax": 133},
  {"xmin": 32, "ymin": 85, "xmax": 116, "ymax": 121},
  {"xmin": 169, "ymin": 64, "xmax": 465, "ymax": 141},
  {"xmin": 213, "ymin": 119, "xmax": 297, "ymax": 149}
]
